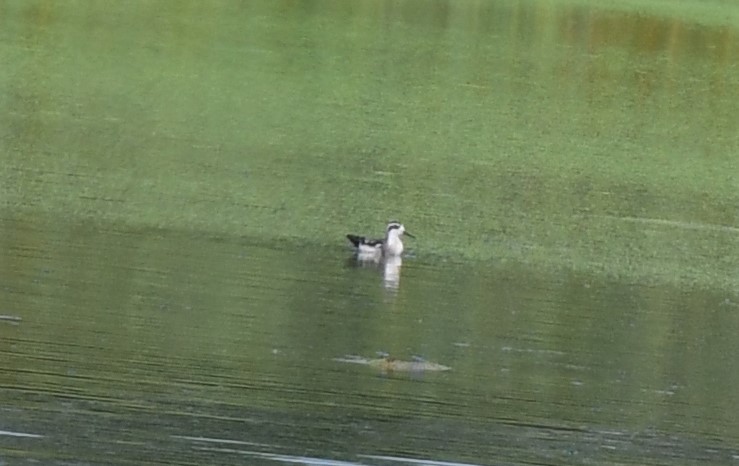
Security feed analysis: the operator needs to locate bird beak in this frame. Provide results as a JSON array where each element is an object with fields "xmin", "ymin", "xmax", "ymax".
[{"xmin": 404, "ymin": 231, "xmax": 415, "ymax": 238}]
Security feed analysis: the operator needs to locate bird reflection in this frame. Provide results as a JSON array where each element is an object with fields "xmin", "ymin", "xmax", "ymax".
[
  {"xmin": 382, "ymin": 255, "xmax": 402, "ymax": 291},
  {"xmin": 346, "ymin": 254, "xmax": 404, "ymax": 292}
]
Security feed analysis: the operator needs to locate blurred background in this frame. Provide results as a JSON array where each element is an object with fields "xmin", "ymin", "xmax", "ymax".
[{"xmin": 1, "ymin": 1, "xmax": 737, "ymax": 464}]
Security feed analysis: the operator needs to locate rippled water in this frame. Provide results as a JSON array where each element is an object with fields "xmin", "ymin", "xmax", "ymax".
[{"xmin": 2, "ymin": 215, "xmax": 738, "ymax": 464}]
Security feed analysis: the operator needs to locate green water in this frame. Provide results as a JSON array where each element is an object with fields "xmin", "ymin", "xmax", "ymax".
[
  {"xmin": 1, "ymin": 0, "xmax": 738, "ymax": 464},
  {"xmin": 2, "ymin": 0, "xmax": 737, "ymax": 288}
]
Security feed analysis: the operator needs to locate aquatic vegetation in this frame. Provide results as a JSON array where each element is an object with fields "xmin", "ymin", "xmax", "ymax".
[{"xmin": 333, "ymin": 355, "xmax": 451, "ymax": 373}]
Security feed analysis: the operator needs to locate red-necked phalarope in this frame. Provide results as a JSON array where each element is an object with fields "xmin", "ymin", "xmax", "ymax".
[{"xmin": 346, "ymin": 221, "xmax": 415, "ymax": 258}]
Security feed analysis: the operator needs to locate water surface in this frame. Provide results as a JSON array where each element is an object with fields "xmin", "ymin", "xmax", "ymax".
[
  {"xmin": 2, "ymin": 215, "xmax": 739, "ymax": 464},
  {"xmin": 1, "ymin": 0, "xmax": 738, "ymax": 464},
  {"xmin": 2, "ymin": 0, "xmax": 737, "ymax": 287}
]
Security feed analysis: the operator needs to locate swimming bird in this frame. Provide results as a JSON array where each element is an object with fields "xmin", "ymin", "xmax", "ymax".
[{"xmin": 346, "ymin": 221, "xmax": 415, "ymax": 258}]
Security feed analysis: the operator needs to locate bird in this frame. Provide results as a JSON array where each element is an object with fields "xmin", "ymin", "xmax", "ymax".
[{"xmin": 346, "ymin": 221, "xmax": 415, "ymax": 258}]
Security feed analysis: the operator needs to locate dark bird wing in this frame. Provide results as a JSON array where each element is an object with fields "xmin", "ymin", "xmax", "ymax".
[
  {"xmin": 346, "ymin": 234, "xmax": 382, "ymax": 248},
  {"xmin": 346, "ymin": 234, "xmax": 363, "ymax": 247}
]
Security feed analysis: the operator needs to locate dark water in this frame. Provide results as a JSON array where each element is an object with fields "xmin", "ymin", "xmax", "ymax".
[{"xmin": 1, "ymin": 215, "xmax": 738, "ymax": 465}]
